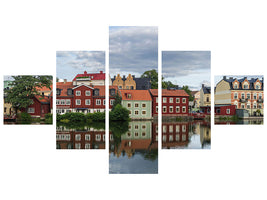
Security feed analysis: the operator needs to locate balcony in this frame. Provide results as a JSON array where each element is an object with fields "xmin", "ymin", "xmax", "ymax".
[
  {"xmin": 257, "ymin": 99, "xmax": 263, "ymax": 103},
  {"xmin": 239, "ymin": 98, "xmax": 248, "ymax": 103}
]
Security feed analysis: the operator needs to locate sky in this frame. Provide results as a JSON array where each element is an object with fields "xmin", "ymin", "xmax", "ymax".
[
  {"xmin": 162, "ymin": 51, "xmax": 211, "ymax": 91},
  {"xmin": 109, "ymin": 26, "xmax": 158, "ymax": 78},
  {"xmin": 56, "ymin": 51, "xmax": 105, "ymax": 81},
  {"xmin": 214, "ymin": 75, "xmax": 264, "ymax": 86}
]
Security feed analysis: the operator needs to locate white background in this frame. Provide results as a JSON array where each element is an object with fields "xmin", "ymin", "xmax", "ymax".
[{"xmin": 0, "ymin": 0, "xmax": 266, "ymax": 200}]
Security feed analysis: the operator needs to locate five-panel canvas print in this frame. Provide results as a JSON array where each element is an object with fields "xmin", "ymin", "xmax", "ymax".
[{"xmin": 3, "ymin": 26, "xmax": 264, "ymax": 174}]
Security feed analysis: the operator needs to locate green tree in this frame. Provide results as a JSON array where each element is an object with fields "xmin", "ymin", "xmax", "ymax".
[
  {"xmin": 5, "ymin": 75, "xmax": 52, "ymax": 113},
  {"xmin": 112, "ymin": 91, "xmax": 122, "ymax": 111},
  {"xmin": 181, "ymin": 85, "xmax": 194, "ymax": 101},
  {"xmin": 110, "ymin": 104, "xmax": 130, "ymax": 121},
  {"xmin": 141, "ymin": 69, "xmax": 158, "ymax": 89},
  {"xmin": 162, "ymin": 81, "xmax": 177, "ymax": 89}
]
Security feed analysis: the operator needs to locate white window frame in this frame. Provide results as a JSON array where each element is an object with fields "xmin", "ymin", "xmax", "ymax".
[
  {"xmin": 85, "ymin": 134, "xmax": 91, "ymax": 141},
  {"xmin": 176, "ymin": 106, "xmax": 180, "ymax": 113},
  {"xmin": 127, "ymin": 102, "xmax": 131, "ymax": 108},
  {"xmin": 182, "ymin": 98, "xmax": 186, "ymax": 103},
  {"xmin": 134, "ymin": 103, "xmax": 139, "ymax": 108},
  {"xmin": 76, "ymin": 99, "xmax": 81, "ymax": 105},
  {"xmin": 141, "ymin": 110, "xmax": 146, "ymax": 115},
  {"xmin": 182, "ymin": 106, "xmax": 186, "ymax": 113},
  {"xmin": 85, "ymin": 90, "xmax": 91, "ymax": 96},
  {"xmin": 163, "ymin": 97, "xmax": 167, "ymax": 103},
  {"xmin": 96, "ymin": 99, "xmax": 101, "ymax": 105},
  {"xmin": 169, "ymin": 98, "xmax": 173, "ymax": 103},
  {"xmin": 163, "ymin": 106, "xmax": 167, "ymax": 113},
  {"xmin": 134, "ymin": 110, "xmax": 139, "ymax": 115},
  {"xmin": 66, "ymin": 99, "xmax": 71, "ymax": 105},
  {"xmin": 226, "ymin": 109, "xmax": 230, "ymax": 114},
  {"xmin": 176, "ymin": 98, "xmax": 180, "ymax": 103},
  {"xmin": 234, "ymin": 92, "xmax": 238, "ymax": 99},
  {"xmin": 95, "ymin": 134, "xmax": 101, "ymax": 141},
  {"xmin": 28, "ymin": 107, "xmax": 35, "ymax": 113},
  {"xmin": 142, "ymin": 103, "xmax": 146, "ymax": 108},
  {"xmin": 76, "ymin": 90, "xmax": 81, "ymax": 96},
  {"xmin": 110, "ymin": 99, "xmax": 114, "ymax": 105},
  {"xmin": 169, "ymin": 106, "xmax": 173, "ymax": 113},
  {"xmin": 75, "ymin": 134, "xmax": 81, "ymax": 141},
  {"xmin": 85, "ymin": 99, "xmax": 91, "ymax": 105}
]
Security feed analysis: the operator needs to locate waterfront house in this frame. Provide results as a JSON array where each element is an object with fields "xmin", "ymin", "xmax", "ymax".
[
  {"xmin": 149, "ymin": 88, "xmax": 189, "ymax": 117},
  {"xmin": 215, "ymin": 76, "xmax": 264, "ymax": 116},
  {"xmin": 120, "ymin": 90, "xmax": 152, "ymax": 119},
  {"xmin": 200, "ymin": 84, "xmax": 211, "ymax": 107}
]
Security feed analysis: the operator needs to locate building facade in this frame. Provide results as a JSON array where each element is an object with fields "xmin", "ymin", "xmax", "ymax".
[
  {"xmin": 112, "ymin": 74, "xmax": 151, "ymax": 90},
  {"xmin": 149, "ymin": 89, "xmax": 189, "ymax": 117},
  {"xmin": 72, "ymin": 71, "xmax": 112, "ymax": 86},
  {"xmin": 200, "ymin": 84, "xmax": 211, "ymax": 107},
  {"xmin": 120, "ymin": 90, "xmax": 152, "ymax": 119},
  {"xmin": 215, "ymin": 76, "xmax": 264, "ymax": 115}
]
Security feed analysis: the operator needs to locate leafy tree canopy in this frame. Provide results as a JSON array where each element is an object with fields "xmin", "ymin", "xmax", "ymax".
[
  {"xmin": 141, "ymin": 69, "xmax": 158, "ymax": 89},
  {"xmin": 5, "ymin": 75, "xmax": 52, "ymax": 110},
  {"xmin": 112, "ymin": 91, "xmax": 122, "ymax": 111},
  {"xmin": 181, "ymin": 85, "xmax": 194, "ymax": 101}
]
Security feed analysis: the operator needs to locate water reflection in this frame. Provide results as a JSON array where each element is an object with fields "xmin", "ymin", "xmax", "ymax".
[
  {"xmin": 215, "ymin": 119, "xmax": 263, "ymax": 125},
  {"xmin": 109, "ymin": 121, "xmax": 158, "ymax": 174},
  {"xmin": 161, "ymin": 121, "xmax": 211, "ymax": 149},
  {"xmin": 56, "ymin": 122, "xmax": 105, "ymax": 149}
]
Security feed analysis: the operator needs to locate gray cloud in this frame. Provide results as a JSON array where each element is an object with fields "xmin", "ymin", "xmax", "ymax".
[
  {"xmin": 162, "ymin": 51, "xmax": 210, "ymax": 78},
  {"xmin": 109, "ymin": 26, "xmax": 158, "ymax": 76}
]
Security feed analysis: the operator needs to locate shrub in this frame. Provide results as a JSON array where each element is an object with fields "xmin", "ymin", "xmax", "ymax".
[
  {"xmin": 18, "ymin": 112, "xmax": 32, "ymax": 122},
  {"xmin": 109, "ymin": 104, "xmax": 129, "ymax": 121},
  {"xmin": 92, "ymin": 112, "xmax": 105, "ymax": 121},
  {"xmin": 45, "ymin": 113, "xmax": 53, "ymax": 124}
]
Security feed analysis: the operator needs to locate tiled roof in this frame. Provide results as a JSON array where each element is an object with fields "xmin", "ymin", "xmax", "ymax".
[
  {"xmin": 120, "ymin": 90, "xmax": 152, "ymax": 101},
  {"xmin": 56, "ymin": 82, "xmax": 74, "ymax": 96},
  {"xmin": 73, "ymin": 71, "xmax": 105, "ymax": 81},
  {"xmin": 35, "ymin": 95, "xmax": 50, "ymax": 104},
  {"xmin": 149, "ymin": 89, "xmax": 189, "ymax": 97},
  {"xmin": 36, "ymin": 84, "xmax": 53, "ymax": 91},
  {"xmin": 223, "ymin": 76, "xmax": 264, "ymax": 90}
]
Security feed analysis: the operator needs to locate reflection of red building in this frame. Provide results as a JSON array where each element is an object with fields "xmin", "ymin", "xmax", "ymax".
[
  {"xmin": 161, "ymin": 122, "xmax": 190, "ymax": 148},
  {"xmin": 149, "ymin": 89, "xmax": 189, "ymax": 117},
  {"xmin": 56, "ymin": 130, "xmax": 105, "ymax": 149}
]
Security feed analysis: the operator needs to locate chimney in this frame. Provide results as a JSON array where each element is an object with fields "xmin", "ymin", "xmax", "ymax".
[
  {"xmin": 223, "ymin": 76, "xmax": 226, "ymax": 80},
  {"xmin": 100, "ymin": 71, "xmax": 103, "ymax": 74},
  {"xmin": 132, "ymin": 75, "xmax": 135, "ymax": 79},
  {"xmin": 114, "ymin": 75, "xmax": 116, "ymax": 79},
  {"xmin": 84, "ymin": 71, "xmax": 87, "ymax": 74},
  {"xmin": 123, "ymin": 75, "xmax": 126, "ymax": 79},
  {"xmin": 64, "ymin": 79, "xmax": 67, "ymax": 84},
  {"xmin": 202, "ymin": 84, "xmax": 204, "ymax": 88}
]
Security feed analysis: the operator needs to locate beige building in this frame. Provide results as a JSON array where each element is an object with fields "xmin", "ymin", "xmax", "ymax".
[
  {"xmin": 200, "ymin": 84, "xmax": 211, "ymax": 107},
  {"xmin": 192, "ymin": 91, "xmax": 200, "ymax": 108},
  {"xmin": 215, "ymin": 76, "xmax": 264, "ymax": 116},
  {"xmin": 112, "ymin": 74, "xmax": 136, "ymax": 89}
]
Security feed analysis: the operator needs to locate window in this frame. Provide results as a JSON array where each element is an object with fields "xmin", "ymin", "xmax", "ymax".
[
  {"xmin": 176, "ymin": 125, "xmax": 180, "ymax": 133},
  {"xmin": 226, "ymin": 109, "xmax": 230, "ymax": 114},
  {"xmin": 169, "ymin": 135, "xmax": 173, "ymax": 142},
  {"xmin": 182, "ymin": 134, "xmax": 186, "ymax": 141},
  {"xmin": 253, "ymin": 93, "xmax": 257, "ymax": 100},
  {"xmin": 60, "ymin": 99, "xmax": 65, "ymax": 105},
  {"xmin": 129, "ymin": 110, "xmax": 131, "ymax": 115},
  {"xmin": 85, "ymin": 134, "xmax": 91, "ymax": 141},
  {"xmin": 163, "ymin": 97, "xmax": 167, "ymax": 103},
  {"xmin": 241, "ymin": 104, "xmax": 245, "ymax": 109},
  {"xmin": 76, "ymin": 99, "xmax": 81, "ymax": 105},
  {"xmin": 169, "ymin": 125, "xmax": 173, "ymax": 133},
  {"xmin": 75, "ymin": 143, "xmax": 81, "ymax": 149},
  {"xmin": 256, "ymin": 84, "xmax": 260, "ymax": 89},
  {"xmin": 76, "ymin": 90, "xmax": 81, "ymax": 96},
  {"xmin": 142, "ymin": 110, "xmax": 146, "ymax": 115},
  {"xmin": 216, "ymin": 109, "xmax": 220, "ymax": 114},
  {"xmin": 56, "ymin": 100, "xmax": 60, "ymax": 105},
  {"xmin": 156, "ymin": 125, "xmax": 158, "ymax": 133},
  {"xmin": 142, "ymin": 125, "xmax": 146, "ymax": 129},
  {"xmin": 67, "ymin": 89, "xmax": 73, "ymax": 96},
  {"xmin": 66, "ymin": 99, "xmax": 71, "ymax": 105},
  {"xmin": 85, "ymin": 143, "xmax": 90, "ymax": 149},
  {"xmin": 169, "ymin": 106, "xmax": 173, "ymax": 113},
  {"xmin": 134, "ymin": 110, "xmax": 139, "ymax": 115},
  {"xmin": 176, "ymin": 98, "xmax": 180, "ymax": 103},
  {"xmin": 176, "ymin": 106, "xmax": 180, "ymax": 113},
  {"xmin": 134, "ymin": 125, "xmax": 139, "ymax": 129},
  {"xmin": 163, "ymin": 125, "xmax": 167, "ymax": 133},
  {"xmin": 169, "ymin": 98, "xmax": 173, "ymax": 103},
  {"xmin": 127, "ymin": 103, "xmax": 131, "ymax": 108},
  {"xmin": 85, "ymin": 90, "xmax": 91, "ymax": 96},
  {"xmin": 75, "ymin": 134, "xmax": 81, "ymax": 141},
  {"xmin": 182, "ymin": 98, "xmax": 186, "ymax": 103},
  {"xmin": 119, "ymin": 86, "xmax": 122, "ymax": 89},
  {"xmin": 206, "ymin": 97, "xmax": 209, "ymax": 102},
  {"xmin": 142, "ymin": 103, "xmax": 146, "ymax": 108},
  {"xmin": 176, "ymin": 134, "xmax": 180, "ymax": 141},
  {"xmin": 135, "ymin": 103, "xmax": 139, "ymax": 108},
  {"xmin": 247, "ymin": 104, "xmax": 250, "ymax": 109},
  {"xmin": 258, "ymin": 104, "xmax": 262, "ymax": 109},
  {"xmin": 103, "ymin": 100, "xmax": 105, "ymax": 105},
  {"xmin": 85, "ymin": 99, "xmax": 90, "ymax": 105},
  {"xmin": 247, "ymin": 93, "xmax": 250, "ymax": 99},
  {"xmin": 234, "ymin": 93, "xmax": 238, "ymax": 99},
  {"xmin": 28, "ymin": 108, "xmax": 35, "ymax": 113},
  {"xmin": 253, "ymin": 103, "xmax": 257, "ymax": 109},
  {"xmin": 127, "ymin": 94, "xmax": 132, "ymax": 99},
  {"xmin": 182, "ymin": 125, "xmax": 186, "ymax": 132},
  {"xmin": 56, "ymin": 89, "xmax": 61, "ymax": 95},
  {"xmin": 182, "ymin": 106, "xmax": 186, "ymax": 113},
  {"xmin": 241, "ymin": 93, "xmax": 245, "ymax": 99},
  {"xmin": 96, "ymin": 99, "xmax": 101, "ymax": 105},
  {"xmin": 110, "ymin": 89, "xmax": 115, "ymax": 96},
  {"xmin": 134, "ymin": 132, "xmax": 139, "ymax": 137},
  {"xmin": 163, "ymin": 106, "xmax": 167, "ymax": 113},
  {"xmin": 243, "ymin": 83, "xmax": 249, "ymax": 89},
  {"xmin": 142, "ymin": 132, "xmax": 146, "ymax": 137},
  {"xmin": 156, "ymin": 97, "xmax": 158, "ymax": 103},
  {"xmin": 94, "ymin": 89, "xmax": 99, "ymax": 96},
  {"xmin": 110, "ymin": 99, "xmax": 114, "ymax": 105},
  {"xmin": 95, "ymin": 134, "xmax": 101, "ymax": 141},
  {"xmin": 259, "ymin": 93, "xmax": 262, "ymax": 99},
  {"xmin": 156, "ymin": 106, "xmax": 158, "ymax": 113}
]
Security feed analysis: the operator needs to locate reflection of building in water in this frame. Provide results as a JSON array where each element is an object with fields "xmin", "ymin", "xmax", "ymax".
[
  {"xmin": 161, "ymin": 122, "xmax": 190, "ymax": 149},
  {"xmin": 56, "ymin": 126, "xmax": 105, "ymax": 149},
  {"xmin": 199, "ymin": 123, "xmax": 211, "ymax": 148},
  {"xmin": 109, "ymin": 121, "xmax": 157, "ymax": 158}
]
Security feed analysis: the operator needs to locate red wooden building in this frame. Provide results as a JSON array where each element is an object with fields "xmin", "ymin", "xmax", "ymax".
[
  {"xmin": 149, "ymin": 89, "xmax": 189, "ymax": 117},
  {"xmin": 214, "ymin": 105, "xmax": 236, "ymax": 116}
]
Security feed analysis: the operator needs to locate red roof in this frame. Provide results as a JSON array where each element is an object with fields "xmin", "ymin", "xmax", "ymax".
[
  {"xmin": 120, "ymin": 90, "xmax": 152, "ymax": 101},
  {"xmin": 35, "ymin": 95, "xmax": 50, "ymax": 103},
  {"xmin": 36, "ymin": 84, "xmax": 53, "ymax": 91},
  {"xmin": 149, "ymin": 89, "xmax": 189, "ymax": 97},
  {"xmin": 56, "ymin": 82, "xmax": 74, "ymax": 96},
  {"xmin": 94, "ymin": 85, "xmax": 119, "ymax": 97},
  {"xmin": 72, "ymin": 71, "xmax": 105, "ymax": 81}
]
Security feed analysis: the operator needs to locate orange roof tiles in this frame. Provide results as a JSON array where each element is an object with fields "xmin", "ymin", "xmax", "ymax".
[
  {"xmin": 149, "ymin": 89, "xmax": 189, "ymax": 97},
  {"xmin": 56, "ymin": 82, "xmax": 74, "ymax": 96},
  {"xmin": 35, "ymin": 95, "xmax": 50, "ymax": 103},
  {"xmin": 120, "ymin": 90, "xmax": 152, "ymax": 101}
]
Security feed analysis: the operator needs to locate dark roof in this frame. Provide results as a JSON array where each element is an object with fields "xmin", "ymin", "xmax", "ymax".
[
  {"xmin": 111, "ymin": 76, "xmax": 151, "ymax": 90},
  {"xmin": 223, "ymin": 76, "xmax": 264, "ymax": 90},
  {"xmin": 202, "ymin": 86, "xmax": 211, "ymax": 94}
]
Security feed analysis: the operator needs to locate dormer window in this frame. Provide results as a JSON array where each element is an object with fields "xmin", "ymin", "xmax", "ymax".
[
  {"xmin": 67, "ymin": 88, "xmax": 73, "ymax": 96},
  {"xmin": 94, "ymin": 89, "xmax": 99, "ymax": 96},
  {"xmin": 127, "ymin": 93, "xmax": 132, "ymax": 99},
  {"xmin": 234, "ymin": 83, "xmax": 238, "ymax": 89},
  {"xmin": 255, "ymin": 82, "xmax": 261, "ymax": 89},
  {"xmin": 110, "ymin": 89, "xmax": 115, "ymax": 96},
  {"xmin": 56, "ymin": 88, "xmax": 61, "ymax": 96},
  {"xmin": 243, "ymin": 83, "xmax": 249, "ymax": 89}
]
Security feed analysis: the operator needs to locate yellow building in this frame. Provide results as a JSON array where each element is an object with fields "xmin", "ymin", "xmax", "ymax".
[
  {"xmin": 112, "ymin": 74, "xmax": 136, "ymax": 89},
  {"xmin": 200, "ymin": 84, "xmax": 211, "ymax": 107}
]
